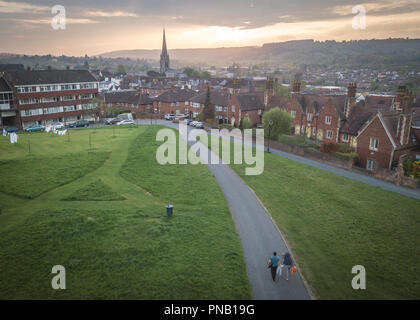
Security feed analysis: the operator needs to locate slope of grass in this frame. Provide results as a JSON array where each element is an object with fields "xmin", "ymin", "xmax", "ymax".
[
  {"xmin": 0, "ymin": 125, "xmax": 251, "ymax": 299},
  {"xmin": 0, "ymin": 152, "xmax": 109, "ymax": 199},
  {"xmin": 207, "ymin": 136, "xmax": 420, "ymax": 299},
  {"xmin": 62, "ymin": 179, "xmax": 125, "ymax": 201}
]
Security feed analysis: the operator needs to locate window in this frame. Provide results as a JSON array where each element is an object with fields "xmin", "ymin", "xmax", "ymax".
[
  {"xmin": 307, "ymin": 113, "xmax": 313, "ymax": 122},
  {"xmin": 312, "ymin": 128, "xmax": 316, "ymax": 136},
  {"xmin": 232, "ymin": 105, "xmax": 235, "ymax": 112},
  {"xmin": 325, "ymin": 116, "xmax": 332, "ymax": 125},
  {"xmin": 367, "ymin": 159, "xmax": 375, "ymax": 171},
  {"xmin": 291, "ymin": 110, "xmax": 296, "ymax": 118},
  {"xmin": 369, "ymin": 138, "xmax": 379, "ymax": 151},
  {"xmin": 342, "ymin": 133, "xmax": 349, "ymax": 142},
  {"xmin": 327, "ymin": 130, "xmax": 333, "ymax": 139}
]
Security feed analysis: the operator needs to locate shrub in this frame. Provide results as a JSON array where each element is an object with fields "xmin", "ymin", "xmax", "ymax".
[
  {"xmin": 320, "ymin": 142, "xmax": 338, "ymax": 153},
  {"xmin": 337, "ymin": 142, "xmax": 355, "ymax": 153},
  {"xmin": 333, "ymin": 152, "xmax": 359, "ymax": 162},
  {"xmin": 403, "ymin": 158, "xmax": 414, "ymax": 176},
  {"xmin": 413, "ymin": 161, "xmax": 420, "ymax": 177}
]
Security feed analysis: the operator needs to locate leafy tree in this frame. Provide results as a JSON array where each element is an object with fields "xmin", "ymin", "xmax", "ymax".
[
  {"xmin": 262, "ymin": 108, "xmax": 293, "ymax": 139},
  {"xmin": 116, "ymin": 64, "xmax": 127, "ymax": 73},
  {"xmin": 239, "ymin": 117, "xmax": 252, "ymax": 130}
]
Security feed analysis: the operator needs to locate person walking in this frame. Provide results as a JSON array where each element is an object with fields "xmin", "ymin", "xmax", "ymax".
[
  {"xmin": 282, "ymin": 252, "xmax": 293, "ymax": 281},
  {"xmin": 268, "ymin": 252, "xmax": 280, "ymax": 282}
]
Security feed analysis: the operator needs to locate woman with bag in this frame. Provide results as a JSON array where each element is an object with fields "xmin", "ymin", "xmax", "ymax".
[{"xmin": 282, "ymin": 252, "xmax": 294, "ymax": 281}]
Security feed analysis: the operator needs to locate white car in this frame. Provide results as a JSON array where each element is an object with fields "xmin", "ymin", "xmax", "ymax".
[
  {"xmin": 194, "ymin": 122, "xmax": 204, "ymax": 129},
  {"xmin": 116, "ymin": 119, "xmax": 135, "ymax": 125},
  {"xmin": 51, "ymin": 122, "xmax": 65, "ymax": 130}
]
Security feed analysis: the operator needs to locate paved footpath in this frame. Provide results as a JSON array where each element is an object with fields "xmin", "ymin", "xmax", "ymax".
[{"xmin": 144, "ymin": 120, "xmax": 312, "ymax": 300}]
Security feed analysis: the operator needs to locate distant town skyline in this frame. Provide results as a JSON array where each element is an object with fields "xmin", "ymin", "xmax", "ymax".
[{"xmin": 0, "ymin": 0, "xmax": 419, "ymax": 56}]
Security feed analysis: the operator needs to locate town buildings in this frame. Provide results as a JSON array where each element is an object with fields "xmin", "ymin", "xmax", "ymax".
[{"xmin": 2, "ymin": 69, "xmax": 99, "ymax": 128}]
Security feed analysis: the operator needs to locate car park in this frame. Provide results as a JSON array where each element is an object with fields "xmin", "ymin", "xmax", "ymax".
[{"xmin": 25, "ymin": 124, "xmax": 45, "ymax": 132}]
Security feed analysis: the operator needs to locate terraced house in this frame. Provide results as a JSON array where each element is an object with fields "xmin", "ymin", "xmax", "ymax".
[
  {"xmin": 153, "ymin": 88, "xmax": 199, "ymax": 116},
  {"xmin": 189, "ymin": 90, "xmax": 231, "ymax": 122},
  {"xmin": 2, "ymin": 69, "xmax": 99, "ymax": 128},
  {"xmin": 268, "ymin": 81, "xmax": 420, "ymax": 170},
  {"xmin": 101, "ymin": 90, "xmax": 155, "ymax": 117}
]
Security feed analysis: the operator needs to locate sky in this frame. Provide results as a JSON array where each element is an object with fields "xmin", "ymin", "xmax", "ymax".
[{"xmin": 0, "ymin": 0, "xmax": 419, "ymax": 56}]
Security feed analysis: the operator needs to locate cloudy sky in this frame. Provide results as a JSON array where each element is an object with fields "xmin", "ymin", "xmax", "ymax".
[{"xmin": 0, "ymin": 0, "xmax": 419, "ymax": 56}]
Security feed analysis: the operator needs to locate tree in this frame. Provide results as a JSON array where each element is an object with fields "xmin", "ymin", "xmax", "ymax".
[
  {"xmin": 262, "ymin": 108, "xmax": 293, "ymax": 139},
  {"xmin": 202, "ymin": 87, "xmax": 214, "ymax": 123},
  {"xmin": 116, "ymin": 64, "xmax": 127, "ymax": 74},
  {"xmin": 239, "ymin": 117, "xmax": 252, "ymax": 130}
]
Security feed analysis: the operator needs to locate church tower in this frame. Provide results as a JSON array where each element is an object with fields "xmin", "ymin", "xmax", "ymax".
[{"xmin": 160, "ymin": 29, "xmax": 170, "ymax": 76}]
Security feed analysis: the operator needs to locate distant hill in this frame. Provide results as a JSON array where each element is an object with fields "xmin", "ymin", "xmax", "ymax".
[{"xmin": 99, "ymin": 38, "xmax": 420, "ymax": 69}]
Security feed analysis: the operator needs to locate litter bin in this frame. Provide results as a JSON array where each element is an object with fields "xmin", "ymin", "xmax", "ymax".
[{"xmin": 166, "ymin": 205, "xmax": 174, "ymax": 217}]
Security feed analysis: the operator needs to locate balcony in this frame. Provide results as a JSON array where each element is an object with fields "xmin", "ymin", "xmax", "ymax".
[{"xmin": 0, "ymin": 103, "xmax": 11, "ymax": 111}]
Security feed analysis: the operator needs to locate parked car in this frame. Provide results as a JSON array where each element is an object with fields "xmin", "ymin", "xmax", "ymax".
[
  {"xmin": 69, "ymin": 120, "xmax": 89, "ymax": 128},
  {"xmin": 51, "ymin": 122, "xmax": 64, "ymax": 130},
  {"xmin": 195, "ymin": 121, "xmax": 204, "ymax": 129},
  {"xmin": 25, "ymin": 124, "xmax": 45, "ymax": 132},
  {"xmin": 106, "ymin": 118, "xmax": 122, "ymax": 125},
  {"xmin": 165, "ymin": 114, "xmax": 175, "ymax": 120},
  {"xmin": 5, "ymin": 126, "xmax": 19, "ymax": 133},
  {"xmin": 186, "ymin": 119, "xmax": 193, "ymax": 125},
  {"xmin": 116, "ymin": 119, "xmax": 135, "ymax": 126}
]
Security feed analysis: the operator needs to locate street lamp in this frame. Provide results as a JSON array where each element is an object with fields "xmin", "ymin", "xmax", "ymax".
[{"xmin": 267, "ymin": 120, "xmax": 273, "ymax": 153}]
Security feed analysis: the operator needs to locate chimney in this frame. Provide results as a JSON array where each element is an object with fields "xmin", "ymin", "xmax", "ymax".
[
  {"xmin": 264, "ymin": 78, "xmax": 274, "ymax": 107},
  {"xmin": 292, "ymin": 80, "xmax": 301, "ymax": 94},
  {"xmin": 393, "ymin": 86, "xmax": 407, "ymax": 111},
  {"xmin": 345, "ymin": 82, "xmax": 357, "ymax": 118},
  {"xmin": 233, "ymin": 78, "xmax": 240, "ymax": 94},
  {"xmin": 396, "ymin": 91, "xmax": 413, "ymax": 145}
]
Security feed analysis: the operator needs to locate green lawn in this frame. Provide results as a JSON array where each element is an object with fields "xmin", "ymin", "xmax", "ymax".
[
  {"xmin": 0, "ymin": 126, "xmax": 250, "ymax": 299},
  {"xmin": 206, "ymin": 136, "xmax": 420, "ymax": 299}
]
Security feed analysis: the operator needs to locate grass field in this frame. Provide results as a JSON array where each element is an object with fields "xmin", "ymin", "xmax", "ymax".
[
  {"xmin": 0, "ymin": 126, "xmax": 251, "ymax": 299},
  {"xmin": 206, "ymin": 136, "xmax": 420, "ymax": 299}
]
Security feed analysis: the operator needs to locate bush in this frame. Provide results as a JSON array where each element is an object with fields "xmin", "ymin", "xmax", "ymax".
[
  {"xmin": 333, "ymin": 152, "xmax": 359, "ymax": 162},
  {"xmin": 413, "ymin": 161, "xmax": 420, "ymax": 177},
  {"xmin": 320, "ymin": 142, "xmax": 338, "ymax": 153},
  {"xmin": 403, "ymin": 158, "xmax": 414, "ymax": 176},
  {"xmin": 262, "ymin": 108, "xmax": 293, "ymax": 139},
  {"xmin": 337, "ymin": 143, "xmax": 355, "ymax": 153}
]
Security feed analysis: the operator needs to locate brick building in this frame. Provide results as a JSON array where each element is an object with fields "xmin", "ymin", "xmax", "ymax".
[
  {"xmin": 189, "ymin": 90, "xmax": 231, "ymax": 122},
  {"xmin": 3, "ymin": 70, "xmax": 99, "ymax": 128},
  {"xmin": 101, "ymin": 90, "xmax": 155, "ymax": 117},
  {"xmin": 0, "ymin": 77, "xmax": 17, "ymax": 128},
  {"xmin": 153, "ymin": 88, "xmax": 199, "ymax": 116}
]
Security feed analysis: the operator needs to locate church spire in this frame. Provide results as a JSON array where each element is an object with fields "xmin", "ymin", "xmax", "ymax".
[{"xmin": 160, "ymin": 28, "xmax": 170, "ymax": 75}]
